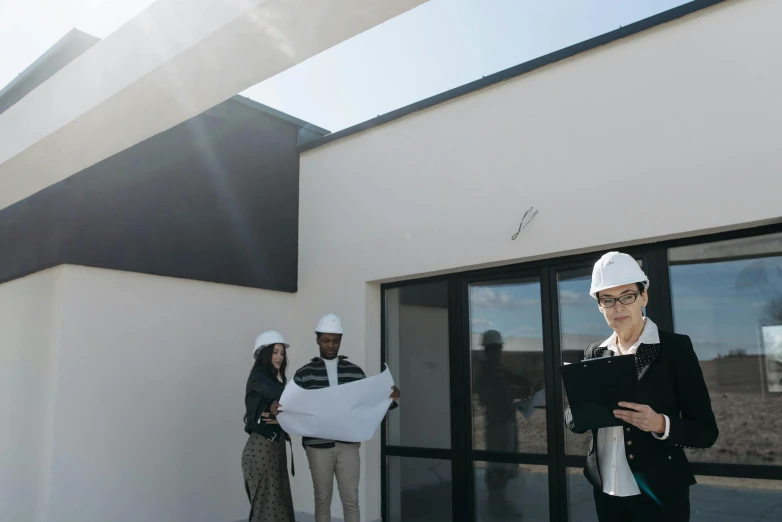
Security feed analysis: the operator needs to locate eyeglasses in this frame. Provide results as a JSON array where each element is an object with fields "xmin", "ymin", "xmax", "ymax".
[{"xmin": 598, "ymin": 292, "xmax": 641, "ymax": 308}]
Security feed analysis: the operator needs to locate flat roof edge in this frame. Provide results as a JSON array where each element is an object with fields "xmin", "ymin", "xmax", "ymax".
[
  {"xmin": 0, "ymin": 28, "xmax": 100, "ymax": 104},
  {"xmin": 231, "ymin": 95, "xmax": 330, "ymax": 135},
  {"xmin": 298, "ymin": 0, "xmax": 729, "ymax": 153}
]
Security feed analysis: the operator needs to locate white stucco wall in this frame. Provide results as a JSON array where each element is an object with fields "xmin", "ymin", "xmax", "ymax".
[
  {"xmin": 0, "ymin": 268, "xmax": 64, "ymax": 522},
  {"xmin": 1, "ymin": 265, "xmax": 297, "ymax": 522},
  {"xmin": 296, "ymin": 0, "xmax": 782, "ymax": 519},
  {"xmin": 5, "ymin": 1, "xmax": 782, "ymax": 521}
]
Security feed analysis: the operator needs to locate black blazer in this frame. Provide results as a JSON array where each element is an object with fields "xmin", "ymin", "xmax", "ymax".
[{"xmin": 565, "ymin": 330, "xmax": 719, "ymax": 501}]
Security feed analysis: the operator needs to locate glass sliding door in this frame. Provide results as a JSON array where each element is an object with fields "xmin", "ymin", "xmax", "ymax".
[
  {"xmin": 384, "ymin": 281, "xmax": 453, "ymax": 522},
  {"xmin": 385, "ymin": 282, "xmax": 451, "ymax": 449},
  {"xmin": 669, "ymin": 232, "xmax": 782, "ymax": 466},
  {"xmin": 668, "ymin": 232, "xmax": 782, "ymax": 520},
  {"xmin": 387, "ymin": 457, "xmax": 452, "ymax": 522},
  {"xmin": 382, "ymin": 224, "xmax": 782, "ymax": 522},
  {"xmin": 468, "ymin": 277, "xmax": 550, "ymax": 522},
  {"xmin": 556, "ymin": 267, "xmax": 614, "ymax": 458},
  {"xmin": 556, "ymin": 265, "xmax": 612, "ymax": 522}
]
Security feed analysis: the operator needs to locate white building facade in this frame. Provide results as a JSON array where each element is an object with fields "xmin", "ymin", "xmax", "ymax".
[
  {"xmin": 295, "ymin": 0, "xmax": 782, "ymax": 519},
  {"xmin": 2, "ymin": 0, "xmax": 781, "ymax": 521}
]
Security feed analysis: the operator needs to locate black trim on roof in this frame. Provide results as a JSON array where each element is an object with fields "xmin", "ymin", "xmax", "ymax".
[
  {"xmin": 298, "ymin": 0, "xmax": 729, "ymax": 153},
  {"xmin": 231, "ymin": 95, "xmax": 329, "ymax": 137}
]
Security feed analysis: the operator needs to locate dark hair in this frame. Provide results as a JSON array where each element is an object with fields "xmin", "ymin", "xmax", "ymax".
[{"xmin": 252, "ymin": 344, "xmax": 288, "ymax": 384}]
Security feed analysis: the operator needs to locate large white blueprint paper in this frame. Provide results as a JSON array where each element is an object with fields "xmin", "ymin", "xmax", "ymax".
[{"xmin": 276, "ymin": 365, "xmax": 394, "ymax": 442}]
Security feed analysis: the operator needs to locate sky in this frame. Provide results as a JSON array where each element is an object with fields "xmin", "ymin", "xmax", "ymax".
[
  {"xmin": 0, "ymin": 0, "xmax": 157, "ymax": 87},
  {"xmin": 0, "ymin": 0, "xmax": 689, "ymax": 133}
]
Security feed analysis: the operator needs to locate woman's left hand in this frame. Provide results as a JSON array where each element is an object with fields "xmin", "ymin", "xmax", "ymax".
[
  {"xmin": 614, "ymin": 402, "xmax": 666, "ymax": 434},
  {"xmin": 261, "ymin": 412, "xmax": 279, "ymax": 425},
  {"xmin": 270, "ymin": 401, "xmax": 282, "ymax": 415},
  {"xmin": 389, "ymin": 386, "xmax": 401, "ymax": 401}
]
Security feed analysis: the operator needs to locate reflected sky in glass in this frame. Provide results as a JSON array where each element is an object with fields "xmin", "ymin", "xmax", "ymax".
[
  {"xmin": 470, "ymin": 281, "xmax": 543, "ymax": 341},
  {"xmin": 671, "ymin": 256, "xmax": 782, "ymax": 361}
]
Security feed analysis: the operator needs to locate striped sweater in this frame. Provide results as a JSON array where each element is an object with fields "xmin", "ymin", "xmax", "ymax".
[{"xmin": 293, "ymin": 356, "xmax": 397, "ymax": 447}]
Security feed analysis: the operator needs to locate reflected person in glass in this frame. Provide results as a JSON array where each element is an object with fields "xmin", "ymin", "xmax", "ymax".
[
  {"xmin": 477, "ymin": 329, "xmax": 533, "ymax": 519},
  {"xmin": 565, "ymin": 252, "xmax": 718, "ymax": 522}
]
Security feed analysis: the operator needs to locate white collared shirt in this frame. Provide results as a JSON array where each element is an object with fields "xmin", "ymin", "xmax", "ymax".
[{"xmin": 596, "ymin": 317, "xmax": 670, "ymax": 497}]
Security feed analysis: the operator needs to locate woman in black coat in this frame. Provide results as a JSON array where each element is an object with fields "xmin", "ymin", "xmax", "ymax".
[
  {"xmin": 566, "ymin": 252, "xmax": 719, "ymax": 522},
  {"xmin": 242, "ymin": 330, "xmax": 295, "ymax": 522}
]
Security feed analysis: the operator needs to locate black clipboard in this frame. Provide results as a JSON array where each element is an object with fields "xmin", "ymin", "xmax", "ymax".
[{"xmin": 560, "ymin": 355, "xmax": 640, "ymax": 431}]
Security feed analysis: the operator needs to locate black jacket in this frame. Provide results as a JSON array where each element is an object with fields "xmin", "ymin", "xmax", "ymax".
[
  {"xmin": 244, "ymin": 367, "xmax": 286, "ymax": 441},
  {"xmin": 565, "ymin": 330, "xmax": 719, "ymax": 500}
]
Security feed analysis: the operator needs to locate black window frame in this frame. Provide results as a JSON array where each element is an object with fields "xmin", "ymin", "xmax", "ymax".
[{"xmin": 381, "ymin": 222, "xmax": 782, "ymax": 522}]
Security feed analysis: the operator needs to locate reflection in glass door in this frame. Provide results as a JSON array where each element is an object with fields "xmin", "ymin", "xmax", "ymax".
[
  {"xmin": 469, "ymin": 278, "xmax": 549, "ymax": 522},
  {"xmin": 668, "ymin": 233, "xmax": 782, "ymax": 522},
  {"xmin": 669, "ymin": 234, "xmax": 782, "ymax": 466}
]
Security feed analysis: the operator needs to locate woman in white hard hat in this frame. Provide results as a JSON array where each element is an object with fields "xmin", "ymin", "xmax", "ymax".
[
  {"xmin": 565, "ymin": 252, "xmax": 718, "ymax": 522},
  {"xmin": 241, "ymin": 330, "xmax": 295, "ymax": 522}
]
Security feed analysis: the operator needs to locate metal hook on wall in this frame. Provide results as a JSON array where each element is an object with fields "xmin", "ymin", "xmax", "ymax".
[{"xmin": 511, "ymin": 207, "xmax": 538, "ymax": 240}]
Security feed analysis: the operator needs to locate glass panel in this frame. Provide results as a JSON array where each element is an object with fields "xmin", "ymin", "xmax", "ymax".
[
  {"xmin": 566, "ymin": 467, "xmax": 598, "ymax": 522},
  {"xmin": 558, "ymin": 267, "xmax": 616, "ymax": 363},
  {"xmin": 387, "ymin": 456, "xmax": 452, "ymax": 522},
  {"xmin": 669, "ymin": 233, "xmax": 782, "ymax": 262},
  {"xmin": 558, "ymin": 267, "xmax": 616, "ymax": 457},
  {"xmin": 474, "ymin": 462, "xmax": 549, "ymax": 521},
  {"xmin": 385, "ymin": 283, "xmax": 450, "ymax": 448},
  {"xmin": 669, "ymin": 232, "xmax": 782, "ymax": 466},
  {"xmin": 691, "ymin": 476, "xmax": 782, "ymax": 520},
  {"xmin": 469, "ymin": 278, "xmax": 547, "ymax": 454}
]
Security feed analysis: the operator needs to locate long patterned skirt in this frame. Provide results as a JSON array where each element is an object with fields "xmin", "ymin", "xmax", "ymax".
[{"xmin": 241, "ymin": 433, "xmax": 295, "ymax": 522}]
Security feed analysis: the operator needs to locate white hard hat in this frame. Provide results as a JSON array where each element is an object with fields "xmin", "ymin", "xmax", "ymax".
[
  {"xmin": 480, "ymin": 329, "xmax": 504, "ymax": 346},
  {"xmin": 590, "ymin": 252, "xmax": 649, "ymax": 298},
  {"xmin": 315, "ymin": 313, "xmax": 344, "ymax": 334},
  {"xmin": 253, "ymin": 330, "xmax": 289, "ymax": 355}
]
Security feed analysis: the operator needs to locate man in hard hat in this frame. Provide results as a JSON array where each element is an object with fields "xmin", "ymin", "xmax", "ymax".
[
  {"xmin": 565, "ymin": 252, "xmax": 718, "ymax": 521},
  {"xmin": 476, "ymin": 329, "xmax": 532, "ymax": 519},
  {"xmin": 292, "ymin": 313, "xmax": 400, "ymax": 522}
]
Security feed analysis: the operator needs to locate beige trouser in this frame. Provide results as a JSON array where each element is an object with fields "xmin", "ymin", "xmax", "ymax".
[{"xmin": 305, "ymin": 443, "xmax": 361, "ymax": 522}]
